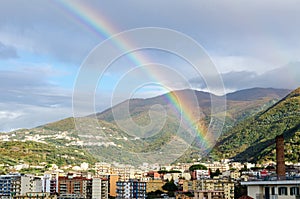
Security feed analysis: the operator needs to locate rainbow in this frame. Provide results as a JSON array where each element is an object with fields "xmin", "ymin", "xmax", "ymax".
[
  {"xmin": 53, "ymin": 0, "xmax": 147, "ymax": 66},
  {"xmin": 54, "ymin": 0, "xmax": 213, "ymax": 151}
]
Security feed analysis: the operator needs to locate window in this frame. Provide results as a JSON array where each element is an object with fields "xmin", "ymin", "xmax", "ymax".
[
  {"xmin": 278, "ymin": 187, "xmax": 287, "ymax": 195},
  {"xmin": 290, "ymin": 187, "xmax": 299, "ymax": 196},
  {"xmin": 271, "ymin": 187, "xmax": 275, "ymax": 195}
]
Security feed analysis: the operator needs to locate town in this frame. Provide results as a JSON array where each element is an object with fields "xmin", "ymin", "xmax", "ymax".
[{"xmin": 0, "ymin": 135, "xmax": 300, "ymax": 199}]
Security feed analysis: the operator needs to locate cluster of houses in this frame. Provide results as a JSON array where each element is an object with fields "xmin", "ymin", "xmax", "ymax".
[{"xmin": 0, "ymin": 158, "xmax": 300, "ymax": 199}]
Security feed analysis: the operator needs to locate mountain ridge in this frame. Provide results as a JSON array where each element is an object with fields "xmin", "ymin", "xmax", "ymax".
[{"xmin": 0, "ymin": 87, "xmax": 293, "ymax": 166}]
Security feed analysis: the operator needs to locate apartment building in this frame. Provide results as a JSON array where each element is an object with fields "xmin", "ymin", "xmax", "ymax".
[
  {"xmin": 91, "ymin": 177, "xmax": 108, "ymax": 199},
  {"xmin": 116, "ymin": 180, "xmax": 146, "ymax": 199},
  {"xmin": 204, "ymin": 163, "xmax": 229, "ymax": 173},
  {"xmin": 241, "ymin": 179, "xmax": 300, "ymax": 199},
  {"xmin": 20, "ymin": 175, "xmax": 43, "ymax": 195},
  {"xmin": 58, "ymin": 175, "xmax": 90, "ymax": 199},
  {"xmin": 13, "ymin": 192, "xmax": 57, "ymax": 199},
  {"xmin": 108, "ymin": 175, "xmax": 118, "ymax": 198},
  {"xmin": 0, "ymin": 174, "xmax": 21, "ymax": 198},
  {"xmin": 146, "ymin": 179, "xmax": 165, "ymax": 193},
  {"xmin": 192, "ymin": 179, "xmax": 234, "ymax": 199}
]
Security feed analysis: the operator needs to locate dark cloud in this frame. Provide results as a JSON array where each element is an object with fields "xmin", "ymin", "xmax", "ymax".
[
  {"xmin": 190, "ymin": 62, "xmax": 300, "ymax": 92},
  {"xmin": 0, "ymin": 1, "xmax": 300, "ymax": 65},
  {"xmin": 0, "ymin": 42, "xmax": 18, "ymax": 59}
]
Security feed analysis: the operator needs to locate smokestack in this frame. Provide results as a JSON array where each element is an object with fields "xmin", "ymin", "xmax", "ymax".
[{"xmin": 276, "ymin": 135, "xmax": 285, "ymax": 180}]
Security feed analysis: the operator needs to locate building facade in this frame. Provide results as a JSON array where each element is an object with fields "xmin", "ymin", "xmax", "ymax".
[
  {"xmin": 0, "ymin": 174, "xmax": 21, "ymax": 198},
  {"xmin": 191, "ymin": 179, "xmax": 234, "ymax": 199},
  {"xmin": 242, "ymin": 180, "xmax": 300, "ymax": 199},
  {"xmin": 91, "ymin": 177, "xmax": 108, "ymax": 199},
  {"xmin": 58, "ymin": 175, "xmax": 90, "ymax": 199},
  {"xmin": 116, "ymin": 180, "xmax": 146, "ymax": 199}
]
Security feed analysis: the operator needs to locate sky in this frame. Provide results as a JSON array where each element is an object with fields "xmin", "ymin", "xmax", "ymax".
[{"xmin": 1, "ymin": 0, "xmax": 300, "ymax": 132}]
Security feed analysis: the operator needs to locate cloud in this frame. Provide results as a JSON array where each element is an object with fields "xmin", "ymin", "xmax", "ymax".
[
  {"xmin": 0, "ymin": 0, "xmax": 300, "ymax": 131},
  {"xmin": 0, "ymin": 42, "xmax": 18, "ymax": 59},
  {"xmin": 0, "ymin": 111, "xmax": 22, "ymax": 120},
  {"xmin": 190, "ymin": 62, "xmax": 300, "ymax": 93},
  {"xmin": 0, "ymin": 70, "xmax": 71, "ymax": 106},
  {"xmin": 0, "ymin": 1, "xmax": 300, "ymax": 67},
  {"xmin": 0, "ymin": 103, "xmax": 71, "ymax": 132},
  {"xmin": 0, "ymin": 68, "xmax": 72, "ymax": 131}
]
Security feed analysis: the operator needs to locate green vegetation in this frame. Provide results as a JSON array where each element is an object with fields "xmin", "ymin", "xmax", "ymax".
[
  {"xmin": 162, "ymin": 179, "xmax": 178, "ymax": 197},
  {"xmin": 189, "ymin": 164, "xmax": 207, "ymax": 171},
  {"xmin": 158, "ymin": 170, "xmax": 181, "ymax": 174},
  {"xmin": 209, "ymin": 168, "xmax": 221, "ymax": 178},
  {"xmin": 0, "ymin": 141, "xmax": 97, "ymax": 167},
  {"xmin": 41, "ymin": 117, "xmax": 76, "ymax": 131},
  {"xmin": 213, "ymin": 87, "xmax": 300, "ymax": 163}
]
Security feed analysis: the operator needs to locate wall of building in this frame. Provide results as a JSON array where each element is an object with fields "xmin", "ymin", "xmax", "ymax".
[{"xmin": 92, "ymin": 178, "xmax": 101, "ymax": 199}]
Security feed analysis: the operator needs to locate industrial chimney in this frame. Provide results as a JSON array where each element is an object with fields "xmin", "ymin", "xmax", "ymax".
[{"xmin": 276, "ymin": 135, "xmax": 285, "ymax": 180}]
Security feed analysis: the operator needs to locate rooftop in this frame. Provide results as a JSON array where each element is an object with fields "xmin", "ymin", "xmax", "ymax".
[{"xmin": 241, "ymin": 179, "xmax": 300, "ymax": 186}]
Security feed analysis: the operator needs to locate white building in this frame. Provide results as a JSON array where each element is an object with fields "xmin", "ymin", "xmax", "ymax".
[
  {"xmin": 92, "ymin": 177, "xmax": 108, "ymax": 199},
  {"xmin": 241, "ymin": 179, "xmax": 300, "ymax": 199},
  {"xmin": 195, "ymin": 170, "xmax": 210, "ymax": 179},
  {"xmin": 80, "ymin": 162, "xmax": 89, "ymax": 171},
  {"xmin": 116, "ymin": 180, "xmax": 146, "ymax": 199},
  {"xmin": 92, "ymin": 177, "xmax": 101, "ymax": 199},
  {"xmin": 42, "ymin": 174, "xmax": 51, "ymax": 193},
  {"xmin": 20, "ymin": 175, "xmax": 43, "ymax": 194}
]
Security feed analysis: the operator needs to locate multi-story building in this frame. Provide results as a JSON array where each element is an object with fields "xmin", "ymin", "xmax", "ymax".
[
  {"xmin": 108, "ymin": 175, "xmax": 118, "ymax": 198},
  {"xmin": 95, "ymin": 163, "xmax": 112, "ymax": 175},
  {"xmin": 91, "ymin": 177, "xmax": 108, "ymax": 199},
  {"xmin": 192, "ymin": 179, "xmax": 234, "ymax": 199},
  {"xmin": 0, "ymin": 174, "xmax": 42, "ymax": 197},
  {"xmin": 191, "ymin": 170, "xmax": 210, "ymax": 180},
  {"xmin": 112, "ymin": 167, "xmax": 133, "ymax": 182},
  {"xmin": 11, "ymin": 175, "xmax": 22, "ymax": 196},
  {"xmin": 116, "ymin": 180, "xmax": 146, "ymax": 199},
  {"xmin": 146, "ymin": 179, "xmax": 165, "ymax": 193},
  {"xmin": 43, "ymin": 174, "xmax": 51, "ymax": 193},
  {"xmin": 0, "ymin": 174, "xmax": 21, "ymax": 198},
  {"xmin": 241, "ymin": 179, "xmax": 300, "ymax": 199},
  {"xmin": 204, "ymin": 162, "xmax": 229, "ymax": 173},
  {"xmin": 100, "ymin": 179, "xmax": 108, "ymax": 199},
  {"xmin": 193, "ymin": 190, "xmax": 225, "ymax": 199},
  {"xmin": 58, "ymin": 174, "xmax": 91, "ymax": 199},
  {"xmin": 96, "ymin": 174, "xmax": 118, "ymax": 198},
  {"xmin": 13, "ymin": 192, "xmax": 57, "ymax": 199},
  {"xmin": 85, "ymin": 178, "xmax": 92, "ymax": 199},
  {"xmin": 50, "ymin": 173, "xmax": 58, "ymax": 195},
  {"xmin": 57, "ymin": 174, "xmax": 108, "ymax": 199},
  {"xmin": 20, "ymin": 175, "xmax": 43, "ymax": 195}
]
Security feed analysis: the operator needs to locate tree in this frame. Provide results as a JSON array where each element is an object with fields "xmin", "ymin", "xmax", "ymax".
[
  {"xmin": 158, "ymin": 170, "xmax": 168, "ymax": 174},
  {"xmin": 215, "ymin": 168, "xmax": 221, "ymax": 176},
  {"xmin": 209, "ymin": 168, "xmax": 221, "ymax": 179},
  {"xmin": 209, "ymin": 168, "xmax": 213, "ymax": 179},
  {"xmin": 189, "ymin": 164, "xmax": 207, "ymax": 171},
  {"xmin": 162, "ymin": 179, "xmax": 178, "ymax": 196}
]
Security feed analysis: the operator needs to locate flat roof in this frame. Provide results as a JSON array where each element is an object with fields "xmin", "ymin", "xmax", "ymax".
[{"xmin": 241, "ymin": 180, "xmax": 300, "ymax": 186}]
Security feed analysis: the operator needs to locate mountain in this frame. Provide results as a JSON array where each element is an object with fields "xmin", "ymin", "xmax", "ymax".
[
  {"xmin": 226, "ymin": 87, "xmax": 290, "ymax": 101},
  {"xmin": 213, "ymin": 87, "xmax": 300, "ymax": 163},
  {"xmin": 98, "ymin": 88, "xmax": 290, "ymax": 125},
  {"xmin": 0, "ymin": 87, "xmax": 291, "ymax": 166},
  {"xmin": 97, "ymin": 88, "xmax": 290, "ymax": 139}
]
